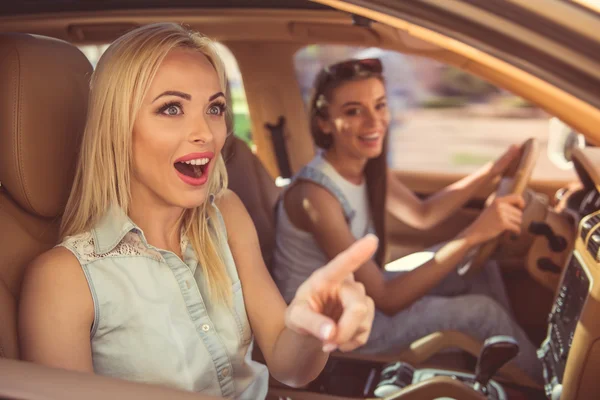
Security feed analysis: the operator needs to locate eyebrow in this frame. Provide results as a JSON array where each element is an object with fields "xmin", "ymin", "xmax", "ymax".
[
  {"xmin": 153, "ymin": 91, "xmax": 191, "ymax": 103},
  {"xmin": 341, "ymin": 95, "xmax": 386, "ymax": 108},
  {"xmin": 209, "ymin": 92, "xmax": 225, "ymax": 102},
  {"xmin": 152, "ymin": 91, "xmax": 225, "ymax": 103}
]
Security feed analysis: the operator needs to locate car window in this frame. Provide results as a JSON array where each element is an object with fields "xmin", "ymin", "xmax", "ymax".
[
  {"xmin": 78, "ymin": 43, "xmax": 254, "ymax": 150},
  {"xmin": 569, "ymin": 0, "xmax": 600, "ymax": 15},
  {"xmin": 293, "ymin": 45, "xmax": 577, "ymax": 182}
]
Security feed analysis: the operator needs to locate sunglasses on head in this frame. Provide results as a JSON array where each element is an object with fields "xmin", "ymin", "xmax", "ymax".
[{"xmin": 323, "ymin": 58, "xmax": 383, "ymax": 79}]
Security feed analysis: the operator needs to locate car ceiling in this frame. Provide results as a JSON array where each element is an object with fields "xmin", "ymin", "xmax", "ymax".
[
  {"xmin": 3, "ymin": 0, "xmax": 600, "ymax": 143},
  {"xmin": 0, "ymin": 0, "xmax": 332, "ymax": 16},
  {"xmin": 5, "ymin": 0, "xmax": 598, "ymax": 112}
]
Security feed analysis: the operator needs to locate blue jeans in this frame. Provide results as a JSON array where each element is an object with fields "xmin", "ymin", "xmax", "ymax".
[{"xmin": 357, "ymin": 257, "xmax": 543, "ymax": 383}]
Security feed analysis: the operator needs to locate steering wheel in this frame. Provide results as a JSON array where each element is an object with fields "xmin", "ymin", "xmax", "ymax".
[{"xmin": 458, "ymin": 138, "xmax": 540, "ymax": 277}]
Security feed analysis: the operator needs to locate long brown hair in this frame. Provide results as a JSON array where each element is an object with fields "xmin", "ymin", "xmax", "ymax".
[{"xmin": 308, "ymin": 63, "xmax": 388, "ymax": 267}]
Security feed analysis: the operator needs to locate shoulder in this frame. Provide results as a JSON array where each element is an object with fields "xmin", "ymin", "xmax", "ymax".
[
  {"xmin": 28, "ymin": 246, "xmax": 84, "ymax": 276},
  {"xmin": 285, "ymin": 180, "xmax": 344, "ymax": 216},
  {"xmin": 19, "ymin": 246, "xmax": 95, "ymax": 361},
  {"xmin": 21, "ymin": 246, "xmax": 93, "ymax": 314},
  {"xmin": 214, "ymin": 188, "xmax": 245, "ymax": 215},
  {"xmin": 24, "ymin": 246, "xmax": 87, "ymax": 287},
  {"xmin": 214, "ymin": 189, "xmax": 256, "ymax": 242},
  {"xmin": 281, "ymin": 180, "xmax": 347, "ymax": 235}
]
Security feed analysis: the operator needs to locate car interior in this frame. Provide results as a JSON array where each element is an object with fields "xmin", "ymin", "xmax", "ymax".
[{"xmin": 1, "ymin": 1, "xmax": 600, "ymax": 399}]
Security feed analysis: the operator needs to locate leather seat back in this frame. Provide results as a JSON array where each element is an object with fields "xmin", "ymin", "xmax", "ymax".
[
  {"xmin": 0, "ymin": 33, "xmax": 92, "ymax": 358},
  {"xmin": 223, "ymin": 136, "xmax": 281, "ymax": 271}
]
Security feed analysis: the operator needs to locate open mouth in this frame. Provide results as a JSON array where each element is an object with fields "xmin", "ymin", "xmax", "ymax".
[
  {"xmin": 174, "ymin": 157, "xmax": 210, "ymax": 179},
  {"xmin": 359, "ymin": 133, "xmax": 380, "ymax": 143}
]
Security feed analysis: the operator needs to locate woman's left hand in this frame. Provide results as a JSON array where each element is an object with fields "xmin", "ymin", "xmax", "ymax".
[
  {"xmin": 284, "ymin": 235, "xmax": 378, "ymax": 353},
  {"xmin": 489, "ymin": 144, "xmax": 520, "ymax": 177}
]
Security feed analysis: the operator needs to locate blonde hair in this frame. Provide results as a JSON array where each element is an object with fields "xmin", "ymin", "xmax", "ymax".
[{"xmin": 61, "ymin": 23, "xmax": 232, "ymax": 303}]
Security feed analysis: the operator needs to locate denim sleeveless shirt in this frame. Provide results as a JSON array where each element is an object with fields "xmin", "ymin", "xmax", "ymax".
[{"xmin": 58, "ymin": 197, "xmax": 268, "ymax": 399}]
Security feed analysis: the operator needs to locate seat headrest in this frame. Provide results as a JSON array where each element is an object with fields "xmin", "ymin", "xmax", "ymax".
[{"xmin": 0, "ymin": 33, "xmax": 92, "ymax": 218}]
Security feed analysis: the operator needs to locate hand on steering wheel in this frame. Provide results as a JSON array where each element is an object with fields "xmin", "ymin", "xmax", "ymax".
[
  {"xmin": 463, "ymin": 194, "xmax": 525, "ymax": 245},
  {"xmin": 459, "ymin": 138, "xmax": 540, "ymax": 277},
  {"xmin": 488, "ymin": 144, "xmax": 521, "ymax": 177}
]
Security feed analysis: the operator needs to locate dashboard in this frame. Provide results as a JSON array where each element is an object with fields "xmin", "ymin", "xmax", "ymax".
[
  {"xmin": 538, "ymin": 253, "xmax": 590, "ymax": 399},
  {"xmin": 537, "ymin": 147, "xmax": 600, "ymax": 400}
]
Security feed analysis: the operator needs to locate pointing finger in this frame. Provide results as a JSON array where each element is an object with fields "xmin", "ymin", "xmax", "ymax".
[{"xmin": 315, "ymin": 234, "xmax": 378, "ymax": 285}]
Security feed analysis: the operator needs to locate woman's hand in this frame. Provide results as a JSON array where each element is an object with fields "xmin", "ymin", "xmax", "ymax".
[
  {"xmin": 462, "ymin": 194, "xmax": 525, "ymax": 245},
  {"xmin": 284, "ymin": 234, "xmax": 378, "ymax": 353},
  {"xmin": 489, "ymin": 144, "xmax": 520, "ymax": 177}
]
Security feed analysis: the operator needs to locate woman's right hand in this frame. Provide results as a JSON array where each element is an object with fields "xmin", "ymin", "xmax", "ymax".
[{"xmin": 462, "ymin": 193, "xmax": 525, "ymax": 245}]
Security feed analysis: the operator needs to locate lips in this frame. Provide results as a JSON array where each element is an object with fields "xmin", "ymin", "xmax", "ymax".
[
  {"xmin": 359, "ymin": 134, "xmax": 380, "ymax": 142},
  {"xmin": 174, "ymin": 152, "xmax": 214, "ymax": 186},
  {"xmin": 358, "ymin": 132, "xmax": 382, "ymax": 146}
]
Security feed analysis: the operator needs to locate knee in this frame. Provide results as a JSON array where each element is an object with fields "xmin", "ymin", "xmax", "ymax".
[
  {"xmin": 463, "ymin": 295, "xmax": 516, "ymax": 332},
  {"xmin": 465, "ymin": 295, "xmax": 508, "ymax": 319}
]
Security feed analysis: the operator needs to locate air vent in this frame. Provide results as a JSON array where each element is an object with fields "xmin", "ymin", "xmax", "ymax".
[
  {"xmin": 587, "ymin": 226, "xmax": 600, "ymax": 260},
  {"xmin": 580, "ymin": 213, "xmax": 600, "ymax": 241}
]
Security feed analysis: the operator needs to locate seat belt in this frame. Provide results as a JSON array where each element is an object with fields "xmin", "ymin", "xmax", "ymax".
[{"xmin": 265, "ymin": 116, "xmax": 292, "ymax": 179}]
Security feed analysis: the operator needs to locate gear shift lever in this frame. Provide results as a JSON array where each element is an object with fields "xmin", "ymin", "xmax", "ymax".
[{"xmin": 473, "ymin": 336, "xmax": 519, "ymax": 394}]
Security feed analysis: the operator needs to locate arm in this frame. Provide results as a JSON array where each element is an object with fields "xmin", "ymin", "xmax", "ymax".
[
  {"xmin": 287, "ymin": 182, "xmax": 524, "ymax": 316},
  {"xmin": 217, "ymin": 190, "xmax": 327, "ymax": 386},
  {"xmin": 19, "ymin": 248, "xmax": 227, "ymax": 400},
  {"xmin": 218, "ymin": 190, "xmax": 376, "ymax": 387},
  {"xmin": 18, "ymin": 247, "xmax": 95, "ymax": 372},
  {"xmin": 387, "ymin": 145, "xmax": 519, "ymax": 230}
]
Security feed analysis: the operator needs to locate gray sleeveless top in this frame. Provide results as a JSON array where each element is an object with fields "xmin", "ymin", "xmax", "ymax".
[
  {"xmin": 58, "ymin": 196, "xmax": 268, "ymax": 399},
  {"xmin": 272, "ymin": 154, "xmax": 374, "ymax": 303}
]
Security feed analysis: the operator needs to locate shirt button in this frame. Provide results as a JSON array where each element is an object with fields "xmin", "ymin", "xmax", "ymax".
[
  {"xmin": 186, "ymin": 280, "xmax": 191, "ymax": 289},
  {"xmin": 221, "ymin": 368, "xmax": 229, "ymax": 377},
  {"xmin": 202, "ymin": 324, "xmax": 210, "ymax": 332}
]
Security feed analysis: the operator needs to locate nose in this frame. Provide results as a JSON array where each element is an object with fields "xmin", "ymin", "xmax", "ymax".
[
  {"xmin": 363, "ymin": 108, "xmax": 378, "ymax": 128},
  {"xmin": 367, "ymin": 105, "xmax": 389, "ymax": 130},
  {"xmin": 188, "ymin": 117, "xmax": 214, "ymax": 145}
]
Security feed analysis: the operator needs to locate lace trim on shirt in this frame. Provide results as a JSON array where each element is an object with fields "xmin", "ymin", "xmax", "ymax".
[
  {"xmin": 61, "ymin": 231, "xmax": 163, "ymax": 263},
  {"xmin": 180, "ymin": 234, "xmax": 189, "ymax": 255}
]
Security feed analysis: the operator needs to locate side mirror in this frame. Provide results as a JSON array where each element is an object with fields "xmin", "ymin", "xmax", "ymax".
[{"xmin": 547, "ymin": 117, "xmax": 585, "ymax": 169}]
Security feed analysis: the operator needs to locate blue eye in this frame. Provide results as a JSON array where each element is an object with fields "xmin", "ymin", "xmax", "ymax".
[
  {"xmin": 165, "ymin": 105, "xmax": 181, "ymax": 115},
  {"xmin": 157, "ymin": 101, "xmax": 183, "ymax": 116},
  {"xmin": 208, "ymin": 102, "xmax": 227, "ymax": 116}
]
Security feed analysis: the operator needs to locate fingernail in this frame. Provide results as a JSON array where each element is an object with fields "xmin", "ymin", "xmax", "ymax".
[
  {"xmin": 365, "ymin": 233, "xmax": 379, "ymax": 243},
  {"xmin": 322, "ymin": 344, "xmax": 337, "ymax": 353},
  {"xmin": 320, "ymin": 323, "xmax": 333, "ymax": 341}
]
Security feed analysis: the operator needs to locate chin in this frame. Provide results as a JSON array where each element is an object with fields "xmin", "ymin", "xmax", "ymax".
[
  {"xmin": 183, "ymin": 194, "xmax": 211, "ymax": 209},
  {"xmin": 364, "ymin": 147, "xmax": 384, "ymax": 159},
  {"xmin": 167, "ymin": 188, "xmax": 211, "ymax": 210}
]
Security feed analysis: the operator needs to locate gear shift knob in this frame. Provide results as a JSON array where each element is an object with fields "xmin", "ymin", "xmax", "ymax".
[{"xmin": 474, "ymin": 336, "xmax": 519, "ymax": 393}]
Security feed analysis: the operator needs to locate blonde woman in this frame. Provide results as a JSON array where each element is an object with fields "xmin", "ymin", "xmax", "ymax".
[{"xmin": 18, "ymin": 23, "xmax": 376, "ymax": 399}]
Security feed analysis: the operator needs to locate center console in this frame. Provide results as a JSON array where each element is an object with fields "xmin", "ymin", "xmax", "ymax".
[
  {"xmin": 376, "ymin": 363, "xmax": 506, "ymax": 399},
  {"xmin": 305, "ymin": 335, "xmax": 519, "ymax": 400},
  {"xmin": 537, "ymin": 252, "xmax": 590, "ymax": 400},
  {"xmin": 305, "ymin": 357, "xmax": 506, "ymax": 399}
]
